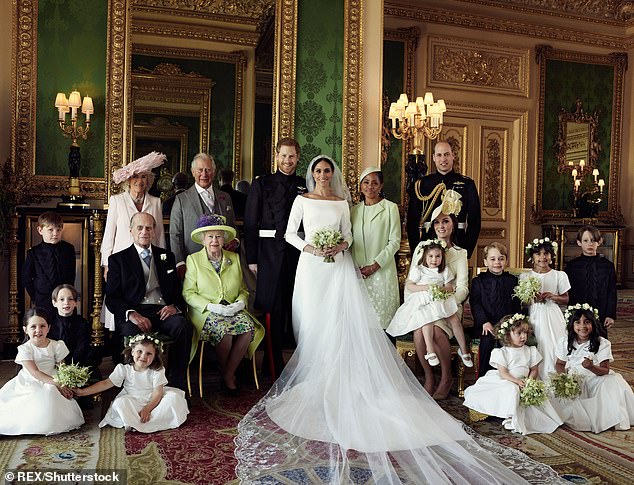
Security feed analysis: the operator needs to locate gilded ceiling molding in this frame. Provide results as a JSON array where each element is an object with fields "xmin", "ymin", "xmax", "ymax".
[
  {"xmin": 384, "ymin": 3, "xmax": 628, "ymax": 49},
  {"xmin": 428, "ymin": 37, "xmax": 529, "ymax": 97},
  {"xmin": 342, "ymin": 0, "xmax": 363, "ymax": 196},
  {"xmin": 132, "ymin": 19, "xmax": 261, "ymax": 46},
  {"xmin": 11, "ymin": 0, "xmax": 118, "ymax": 199},
  {"xmin": 131, "ymin": 0, "xmax": 274, "ymax": 26},
  {"xmin": 271, "ymin": 0, "xmax": 298, "ymax": 170},
  {"xmin": 454, "ymin": 0, "xmax": 633, "ymax": 24}
]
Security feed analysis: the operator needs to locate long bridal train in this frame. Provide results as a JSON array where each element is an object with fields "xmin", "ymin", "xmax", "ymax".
[{"xmin": 235, "ymin": 189, "xmax": 562, "ymax": 483}]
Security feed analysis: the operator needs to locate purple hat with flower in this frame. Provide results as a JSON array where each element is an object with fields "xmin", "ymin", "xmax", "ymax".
[{"xmin": 190, "ymin": 214, "xmax": 236, "ymax": 244}]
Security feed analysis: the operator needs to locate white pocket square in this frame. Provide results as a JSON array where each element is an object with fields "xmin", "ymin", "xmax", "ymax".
[{"xmin": 167, "ymin": 269, "xmax": 174, "ymax": 274}]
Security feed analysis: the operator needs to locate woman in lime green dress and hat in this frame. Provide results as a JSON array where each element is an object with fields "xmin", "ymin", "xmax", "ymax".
[
  {"xmin": 350, "ymin": 167, "xmax": 402, "ymax": 330},
  {"xmin": 183, "ymin": 214, "xmax": 264, "ymax": 393}
]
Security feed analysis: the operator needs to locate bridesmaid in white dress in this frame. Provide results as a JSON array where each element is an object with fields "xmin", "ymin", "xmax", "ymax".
[
  {"xmin": 234, "ymin": 156, "xmax": 554, "ymax": 484},
  {"xmin": 463, "ymin": 314, "xmax": 562, "ymax": 435},
  {"xmin": 520, "ymin": 238, "xmax": 570, "ymax": 379},
  {"xmin": 553, "ymin": 305, "xmax": 634, "ymax": 433},
  {"xmin": 75, "ymin": 335, "xmax": 188, "ymax": 433},
  {"xmin": 0, "ymin": 308, "xmax": 84, "ymax": 435}
]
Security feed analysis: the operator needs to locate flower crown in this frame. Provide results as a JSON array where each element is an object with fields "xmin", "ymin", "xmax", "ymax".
[
  {"xmin": 420, "ymin": 238, "xmax": 448, "ymax": 251},
  {"xmin": 497, "ymin": 313, "xmax": 527, "ymax": 339},
  {"xmin": 128, "ymin": 334, "xmax": 163, "ymax": 351},
  {"xmin": 524, "ymin": 237, "xmax": 558, "ymax": 257},
  {"xmin": 563, "ymin": 303, "xmax": 599, "ymax": 322}
]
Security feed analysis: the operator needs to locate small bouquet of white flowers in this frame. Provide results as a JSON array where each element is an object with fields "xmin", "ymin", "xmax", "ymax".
[
  {"xmin": 548, "ymin": 372, "xmax": 583, "ymax": 400},
  {"xmin": 519, "ymin": 378, "xmax": 547, "ymax": 407},
  {"xmin": 312, "ymin": 228, "xmax": 344, "ymax": 263},
  {"xmin": 513, "ymin": 276, "xmax": 542, "ymax": 304},
  {"xmin": 54, "ymin": 361, "xmax": 92, "ymax": 388},
  {"xmin": 429, "ymin": 284, "xmax": 452, "ymax": 301}
]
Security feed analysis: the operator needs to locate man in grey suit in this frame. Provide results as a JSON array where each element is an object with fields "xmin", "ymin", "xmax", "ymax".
[{"xmin": 170, "ymin": 153, "xmax": 235, "ymax": 279}]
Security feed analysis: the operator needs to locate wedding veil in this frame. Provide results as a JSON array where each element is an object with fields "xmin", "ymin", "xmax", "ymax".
[{"xmin": 306, "ymin": 154, "xmax": 352, "ymax": 204}]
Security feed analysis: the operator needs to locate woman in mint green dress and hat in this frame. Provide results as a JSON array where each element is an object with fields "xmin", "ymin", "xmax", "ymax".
[
  {"xmin": 350, "ymin": 167, "xmax": 401, "ymax": 329},
  {"xmin": 183, "ymin": 214, "xmax": 264, "ymax": 393}
]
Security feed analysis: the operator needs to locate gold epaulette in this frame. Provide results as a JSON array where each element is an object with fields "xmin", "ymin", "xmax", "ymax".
[{"xmin": 415, "ymin": 181, "xmax": 446, "ymax": 226}]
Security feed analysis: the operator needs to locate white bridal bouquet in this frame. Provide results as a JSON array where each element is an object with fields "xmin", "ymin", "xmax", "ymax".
[
  {"xmin": 519, "ymin": 378, "xmax": 547, "ymax": 407},
  {"xmin": 312, "ymin": 228, "xmax": 344, "ymax": 263},
  {"xmin": 548, "ymin": 372, "xmax": 583, "ymax": 400},
  {"xmin": 54, "ymin": 361, "xmax": 92, "ymax": 388},
  {"xmin": 513, "ymin": 276, "xmax": 542, "ymax": 304}
]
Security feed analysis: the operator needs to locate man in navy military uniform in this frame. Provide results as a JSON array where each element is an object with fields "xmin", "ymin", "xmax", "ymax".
[
  {"xmin": 407, "ymin": 140, "xmax": 481, "ymax": 257},
  {"xmin": 244, "ymin": 138, "xmax": 306, "ymax": 376}
]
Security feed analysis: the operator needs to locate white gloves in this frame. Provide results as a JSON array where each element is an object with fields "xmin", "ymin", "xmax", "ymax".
[{"xmin": 206, "ymin": 300, "xmax": 246, "ymax": 317}]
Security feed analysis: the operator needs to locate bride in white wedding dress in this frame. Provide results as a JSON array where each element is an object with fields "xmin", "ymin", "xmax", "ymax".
[{"xmin": 235, "ymin": 156, "xmax": 562, "ymax": 484}]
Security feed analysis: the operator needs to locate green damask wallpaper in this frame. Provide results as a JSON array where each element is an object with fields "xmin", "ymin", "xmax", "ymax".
[
  {"xmin": 133, "ymin": 55, "xmax": 236, "ymax": 174},
  {"xmin": 542, "ymin": 60, "xmax": 613, "ymax": 211},
  {"xmin": 35, "ymin": 0, "xmax": 107, "ymax": 178},
  {"xmin": 382, "ymin": 40, "xmax": 405, "ymax": 205},
  {"xmin": 295, "ymin": 0, "xmax": 344, "ymax": 175}
]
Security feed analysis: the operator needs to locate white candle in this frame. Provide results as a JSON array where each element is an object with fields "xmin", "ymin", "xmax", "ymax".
[
  {"xmin": 598, "ymin": 179, "xmax": 605, "ymax": 193},
  {"xmin": 579, "ymin": 159, "xmax": 585, "ymax": 169},
  {"xmin": 571, "ymin": 169, "xmax": 578, "ymax": 178}
]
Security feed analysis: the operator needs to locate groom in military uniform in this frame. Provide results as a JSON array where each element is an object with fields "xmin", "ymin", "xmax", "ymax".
[
  {"xmin": 244, "ymin": 138, "xmax": 307, "ymax": 376},
  {"xmin": 407, "ymin": 140, "xmax": 481, "ymax": 257}
]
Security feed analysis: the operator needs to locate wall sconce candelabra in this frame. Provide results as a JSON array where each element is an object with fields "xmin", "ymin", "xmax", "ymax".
[
  {"xmin": 54, "ymin": 90, "xmax": 94, "ymax": 208},
  {"xmin": 568, "ymin": 158, "xmax": 605, "ymax": 218}
]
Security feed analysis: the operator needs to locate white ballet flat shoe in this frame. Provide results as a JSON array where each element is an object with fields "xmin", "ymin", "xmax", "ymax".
[
  {"xmin": 425, "ymin": 352, "xmax": 440, "ymax": 366},
  {"xmin": 457, "ymin": 348, "xmax": 474, "ymax": 367}
]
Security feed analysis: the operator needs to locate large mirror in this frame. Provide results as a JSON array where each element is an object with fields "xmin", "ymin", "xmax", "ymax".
[
  {"xmin": 534, "ymin": 45, "xmax": 626, "ymax": 222},
  {"xmin": 555, "ymin": 99, "xmax": 600, "ymax": 173},
  {"xmin": 125, "ymin": 63, "xmax": 214, "ymax": 196}
]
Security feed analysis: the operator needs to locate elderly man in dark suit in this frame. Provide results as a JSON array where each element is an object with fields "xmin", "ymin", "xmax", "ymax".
[
  {"xmin": 244, "ymin": 138, "xmax": 307, "ymax": 376},
  {"xmin": 170, "ymin": 153, "xmax": 235, "ymax": 279},
  {"xmin": 106, "ymin": 212, "xmax": 191, "ymax": 391}
]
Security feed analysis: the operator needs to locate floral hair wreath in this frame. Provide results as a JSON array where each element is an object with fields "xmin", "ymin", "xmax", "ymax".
[
  {"xmin": 524, "ymin": 237, "xmax": 558, "ymax": 257},
  {"xmin": 420, "ymin": 238, "xmax": 448, "ymax": 251},
  {"xmin": 497, "ymin": 313, "xmax": 527, "ymax": 339},
  {"xmin": 563, "ymin": 303, "xmax": 599, "ymax": 322},
  {"xmin": 128, "ymin": 334, "xmax": 163, "ymax": 352}
]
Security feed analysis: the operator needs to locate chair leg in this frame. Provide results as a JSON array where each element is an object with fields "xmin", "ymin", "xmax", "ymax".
[
  {"xmin": 252, "ymin": 355, "xmax": 259, "ymax": 390},
  {"xmin": 264, "ymin": 313, "xmax": 276, "ymax": 380},
  {"xmin": 198, "ymin": 341, "xmax": 205, "ymax": 399}
]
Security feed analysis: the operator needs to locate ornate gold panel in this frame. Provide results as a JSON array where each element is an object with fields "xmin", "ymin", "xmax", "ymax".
[
  {"xmin": 10, "ymin": 0, "xmax": 126, "ymax": 199},
  {"xmin": 428, "ymin": 37, "xmax": 529, "ymax": 97},
  {"xmin": 479, "ymin": 228, "xmax": 506, "ymax": 239},
  {"xmin": 481, "ymin": 127, "xmax": 508, "ymax": 220},
  {"xmin": 271, "ymin": 0, "xmax": 298, "ymax": 168},
  {"xmin": 342, "ymin": 0, "xmax": 363, "ymax": 195}
]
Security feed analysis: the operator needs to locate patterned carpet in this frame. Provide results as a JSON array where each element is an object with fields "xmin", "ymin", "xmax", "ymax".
[{"xmin": 1, "ymin": 295, "xmax": 633, "ymax": 484}]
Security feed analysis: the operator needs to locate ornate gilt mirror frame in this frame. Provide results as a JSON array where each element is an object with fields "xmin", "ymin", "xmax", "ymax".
[
  {"xmin": 133, "ymin": 119, "xmax": 189, "ymax": 175},
  {"xmin": 534, "ymin": 45, "xmax": 626, "ymax": 222},
  {"xmin": 555, "ymin": 99, "xmax": 600, "ymax": 173},
  {"xmin": 10, "ymin": 0, "xmax": 127, "ymax": 199},
  {"xmin": 125, "ymin": 63, "xmax": 214, "ymax": 191}
]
